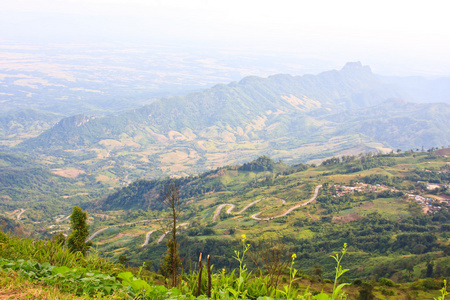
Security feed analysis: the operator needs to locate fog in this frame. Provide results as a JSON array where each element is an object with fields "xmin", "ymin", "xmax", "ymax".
[{"xmin": 1, "ymin": 0, "xmax": 450, "ymax": 77}]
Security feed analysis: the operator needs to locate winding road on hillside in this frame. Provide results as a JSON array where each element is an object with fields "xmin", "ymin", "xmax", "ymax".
[
  {"xmin": 156, "ymin": 223, "xmax": 190, "ymax": 244},
  {"xmin": 212, "ymin": 199, "xmax": 262, "ymax": 222},
  {"xmin": 251, "ymin": 185, "xmax": 322, "ymax": 220},
  {"xmin": 86, "ymin": 219, "xmax": 155, "ymax": 242},
  {"xmin": 212, "ymin": 185, "xmax": 322, "ymax": 222},
  {"xmin": 17, "ymin": 209, "xmax": 26, "ymax": 220},
  {"xmin": 55, "ymin": 215, "xmax": 70, "ymax": 223},
  {"xmin": 87, "ymin": 217, "xmax": 189, "ymax": 247},
  {"xmin": 141, "ymin": 230, "xmax": 158, "ymax": 247},
  {"xmin": 86, "ymin": 185, "xmax": 321, "ymax": 246}
]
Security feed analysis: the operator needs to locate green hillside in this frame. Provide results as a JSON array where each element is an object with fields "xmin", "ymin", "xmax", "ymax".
[
  {"xmin": 1, "ymin": 150, "xmax": 449, "ymax": 299},
  {"xmin": 330, "ymin": 99, "xmax": 450, "ymax": 149},
  {"xmin": 0, "ymin": 152, "xmax": 108, "ymax": 235},
  {"xmin": 78, "ymin": 150, "xmax": 450, "ymax": 284},
  {"xmin": 0, "ymin": 109, "xmax": 61, "ymax": 147},
  {"xmin": 10, "ymin": 62, "xmax": 449, "ymax": 186},
  {"xmin": 19, "ymin": 62, "xmax": 396, "ymax": 150}
]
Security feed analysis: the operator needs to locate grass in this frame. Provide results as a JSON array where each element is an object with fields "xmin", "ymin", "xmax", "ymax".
[
  {"xmin": 357, "ymin": 197, "xmax": 410, "ymax": 219},
  {"xmin": 297, "ymin": 229, "xmax": 315, "ymax": 240},
  {"xmin": 0, "ymin": 270, "xmax": 91, "ymax": 300},
  {"xmin": 3, "ymin": 151, "xmax": 449, "ymax": 298},
  {"xmin": 1, "ymin": 230, "xmax": 448, "ymax": 299},
  {"xmin": 339, "ymin": 208, "xmax": 357, "ymax": 215}
]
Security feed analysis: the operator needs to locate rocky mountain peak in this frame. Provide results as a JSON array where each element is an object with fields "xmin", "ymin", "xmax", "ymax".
[{"xmin": 341, "ymin": 61, "xmax": 372, "ymax": 73}]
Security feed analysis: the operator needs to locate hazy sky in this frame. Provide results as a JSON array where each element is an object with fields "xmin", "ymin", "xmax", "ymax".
[{"xmin": 1, "ymin": 0, "xmax": 450, "ymax": 76}]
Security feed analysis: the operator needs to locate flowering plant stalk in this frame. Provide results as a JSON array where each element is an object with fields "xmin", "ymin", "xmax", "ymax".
[
  {"xmin": 278, "ymin": 253, "xmax": 299, "ymax": 299},
  {"xmin": 232, "ymin": 234, "xmax": 251, "ymax": 298},
  {"xmin": 330, "ymin": 243, "xmax": 349, "ymax": 300}
]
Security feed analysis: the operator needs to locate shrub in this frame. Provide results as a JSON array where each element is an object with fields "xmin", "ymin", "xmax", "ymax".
[{"xmin": 379, "ymin": 277, "xmax": 395, "ymax": 287}]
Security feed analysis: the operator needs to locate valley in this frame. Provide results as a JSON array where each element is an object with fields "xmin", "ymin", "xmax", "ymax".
[
  {"xmin": 2, "ymin": 0, "xmax": 450, "ymax": 297},
  {"xmin": 1, "ymin": 62, "xmax": 450, "ymax": 298},
  {"xmin": 3, "ymin": 150, "xmax": 448, "ymax": 286},
  {"xmin": 2, "ymin": 62, "xmax": 449, "ymax": 192},
  {"xmin": 86, "ymin": 152, "xmax": 450, "ymax": 281}
]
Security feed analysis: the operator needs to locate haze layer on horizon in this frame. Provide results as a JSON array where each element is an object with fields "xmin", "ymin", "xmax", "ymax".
[{"xmin": 1, "ymin": 0, "xmax": 450, "ymax": 77}]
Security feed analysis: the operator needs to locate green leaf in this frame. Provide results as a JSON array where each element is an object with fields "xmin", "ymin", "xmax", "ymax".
[
  {"xmin": 228, "ymin": 287, "xmax": 238, "ymax": 297},
  {"xmin": 117, "ymin": 271, "xmax": 134, "ymax": 281},
  {"xmin": 332, "ymin": 283, "xmax": 350, "ymax": 299},
  {"xmin": 314, "ymin": 292, "xmax": 331, "ymax": 300},
  {"xmin": 52, "ymin": 266, "xmax": 71, "ymax": 274},
  {"xmin": 130, "ymin": 279, "xmax": 150, "ymax": 291}
]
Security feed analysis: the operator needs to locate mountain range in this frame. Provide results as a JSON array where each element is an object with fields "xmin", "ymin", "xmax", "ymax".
[{"xmin": 4, "ymin": 62, "xmax": 449, "ymax": 180}]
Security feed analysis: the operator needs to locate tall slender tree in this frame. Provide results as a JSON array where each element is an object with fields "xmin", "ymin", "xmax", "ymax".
[
  {"xmin": 67, "ymin": 206, "xmax": 91, "ymax": 256},
  {"xmin": 159, "ymin": 182, "xmax": 181, "ymax": 287}
]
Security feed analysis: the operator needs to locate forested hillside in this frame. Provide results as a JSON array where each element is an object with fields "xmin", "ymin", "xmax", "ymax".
[
  {"xmin": 80, "ymin": 150, "xmax": 450, "ymax": 283},
  {"xmin": 4, "ymin": 63, "xmax": 447, "ymax": 186},
  {"xmin": 1, "ymin": 149, "xmax": 449, "ymax": 299}
]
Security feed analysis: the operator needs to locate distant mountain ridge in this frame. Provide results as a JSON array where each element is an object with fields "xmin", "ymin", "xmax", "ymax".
[
  {"xmin": 19, "ymin": 62, "xmax": 400, "ymax": 147},
  {"xmin": 0, "ymin": 109, "xmax": 61, "ymax": 148},
  {"xmin": 14, "ymin": 62, "xmax": 450, "ymax": 179}
]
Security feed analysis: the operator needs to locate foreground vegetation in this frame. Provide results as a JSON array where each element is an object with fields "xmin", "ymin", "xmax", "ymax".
[
  {"xmin": 1, "ymin": 149, "xmax": 449, "ymax": 299},
  {"xmin": 79, "ymin": 150, "xmax": 450, "ymax": 283},
  {"xmin": 1, "ymin": 230, "xmax": 448, "ymax": 299}
]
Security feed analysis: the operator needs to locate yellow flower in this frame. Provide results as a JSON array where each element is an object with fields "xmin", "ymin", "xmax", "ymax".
[
  {"xmin": 241, "ymin": 234, "xmax": 246, "ymax": 242},
  {"xmin": 292, "ymin": 253, "xmax": 297, "ymax": 260}
]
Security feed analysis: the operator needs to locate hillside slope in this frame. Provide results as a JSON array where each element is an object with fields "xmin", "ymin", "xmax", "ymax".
[
  {"xmin": 14, "ymin": 62, "xmax": 450, "ymax": 181},
  {"xmin": 19, "ymin": 62, "xmax": 398, "ymax": 149},
  {"xmin": 88, "ymin": 151, "xmax": 450, "ymax": 282}
]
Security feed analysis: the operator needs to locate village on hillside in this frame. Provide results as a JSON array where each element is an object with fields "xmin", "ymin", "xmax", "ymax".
[{"xmin": 333, "ymin": 181, "xmax": 449, "ymax": 214}]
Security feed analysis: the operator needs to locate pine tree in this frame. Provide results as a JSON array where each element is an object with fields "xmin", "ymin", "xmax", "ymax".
[
  {"xmin": 159, "ymin": 182, "xmax": 181, "ymax": 287},
  {"xmin": 67, "ymin": 206, "xmax": 92, "ymax": 256}
]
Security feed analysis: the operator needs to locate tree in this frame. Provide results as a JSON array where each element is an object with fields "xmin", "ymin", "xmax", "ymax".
[
  {"xmin": 426, "ymin": 260, "xmax": 434, "ymax": 278},
  {"xmin": 357, "ymin": 282, "xmax": 375, "ymax": 300},
  {"xmin": 67, "ymin": 206, "xmax": 91, "ymax": 256},
  {"xmin": 51, "ymin": 232, "xmax": 66, "ymax": 246},
  {"xmin": 159, "ymin": 182, "xmax": 182, "ymax": 287},
  {"xmin": 143, "ymin": 260, "xmax": 154, "ymax": 272},
  {"xmin": 311, "ymin": 265, "xmax": 323, "ymax": 280},
  {"xmin": 118, "ymin": 255, "xmax": 129, "ymax": 267}
]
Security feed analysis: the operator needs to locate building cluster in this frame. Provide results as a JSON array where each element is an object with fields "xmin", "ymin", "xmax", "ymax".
[
  {"xmin": 334, "ymin": 182, "xmax": 449, "ymax": 214},
  {"xmin": 333, "ymin": 183, "xmax": 396, "ymax": 197},
  {"xmin": 408, "ymin": 194, "xmax": 448, "ymax": 214},
  {"xmin": 417, "ymin": 180, "xmax": 449, "ymax": 190}
]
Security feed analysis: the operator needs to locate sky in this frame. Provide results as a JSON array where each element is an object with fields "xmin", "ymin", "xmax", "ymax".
[{"xmin": 1, "ymin": 0, "xmax": 450, "ymax": 76}]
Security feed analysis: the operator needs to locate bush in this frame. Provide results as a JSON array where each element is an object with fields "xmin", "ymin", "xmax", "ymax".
[
  {"xmin": 353, "ymin": 279, "xmax": 363, "ymax": 286},
  {"xmin": 411, "ymin": 278, "xmax": 441, "ymax": 291},
  {"xmin": 379, "ymin": 277, "xmax": 395, "ymax": 287}
]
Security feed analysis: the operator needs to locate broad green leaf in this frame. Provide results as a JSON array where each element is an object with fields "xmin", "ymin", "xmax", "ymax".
[
  {"xmin": 314, "ymin": 292, "xmax": 332, "ymax": 300},
  {"xmin": 333, "ymin": 283, "xmax": 350, "ymax": 298},
  {"xmin": 117, "ymin": 271, "xmax": 134, "ymax": 282},
  {"xmin": 52, "ymin": 266, "xmax": 70, "ymax": 274},
  {"xmin": 130, "ymin": 279, "xmax": 150, "ymax": 291}
]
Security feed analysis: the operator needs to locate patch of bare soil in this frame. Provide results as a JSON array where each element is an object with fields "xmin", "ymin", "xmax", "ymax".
[
  {"xmin": 91, "ymin": 213, "xmax": 112, "ymax": 219},
  {"xmin": 0, "ymin": 291, "xmax": 18, "ymax": 299},
  {"xmin": 113, "ymin": 233, "xmax": 139, "ymax": 239},
  {"xmin": 306, "ymin": 212, "xmax": 319, "ymax": 221},
  {"xmin": 51, "ymin": 168, "xmax": 85, "ymax": 178},
  {"xmin": 435, "ymin": 147, "xmax": 450, "ymax": 156},
  {"xmin": 333, "ymin": 212, "xmax": 364, "ymax": 224},
  {"xmin": 359, "ymin": 202, "xmax": 375, "ymax": 209}
]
